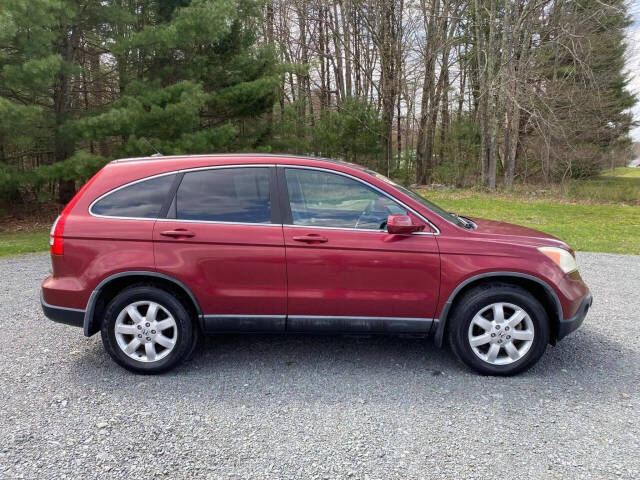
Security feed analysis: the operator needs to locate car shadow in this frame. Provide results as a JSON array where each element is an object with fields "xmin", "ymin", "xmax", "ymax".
[{"xmin": 68, "ymin": 326, "xmax": 637, "ymax": 407}]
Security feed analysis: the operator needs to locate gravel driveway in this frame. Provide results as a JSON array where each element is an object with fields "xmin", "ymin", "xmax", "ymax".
[{"xmin": 0, "ymin": 252, "xmax": 638, "ymax": 479}]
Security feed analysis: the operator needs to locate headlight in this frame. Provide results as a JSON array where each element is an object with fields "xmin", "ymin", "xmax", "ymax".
[{"xmin": 537, "ymin": 246, "xmax": 577, "ymax": 274}]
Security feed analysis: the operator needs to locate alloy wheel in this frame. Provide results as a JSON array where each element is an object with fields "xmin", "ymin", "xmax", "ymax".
[
  {"xmin": 467, "ymin": 302, "xmax": 535, "ymax": 366},
  {"xmin": 114, "ymin": 301, "xmax": 178, "ymax": 363}
]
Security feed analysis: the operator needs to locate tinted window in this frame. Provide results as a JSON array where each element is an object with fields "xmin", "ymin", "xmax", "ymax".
[
  {"xmin": 176, "ymin": 168, "xmax": 271, "ymax": 223},
  {"xmin": 91, "ymin": 174, "xmax": 175, "ymax": 218},
  {"xmin": 284, "ymin": 168, "xmax": 405, "ymax": 230},
  {"xmin": 366, "ymin": 170, "xmax": 465, "ymax": 228}
]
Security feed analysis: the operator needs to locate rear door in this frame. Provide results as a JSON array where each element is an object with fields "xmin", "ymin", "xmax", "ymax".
[
  {"xmin": 153, "ymin": 165, "xmax": 287, "ymax": 332},
  {"xmin": 279, "ymin": 166, "xmax": 440, "ymax": 334}
]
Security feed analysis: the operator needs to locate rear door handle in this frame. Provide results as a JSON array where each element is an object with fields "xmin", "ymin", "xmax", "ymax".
[
  {"xmin": 160, "ymin": 229, "xmax": 195, "ymax": 238},
  {"xmin": 292, "ymin": 234, "xmax": 328, "ymax": 243}
]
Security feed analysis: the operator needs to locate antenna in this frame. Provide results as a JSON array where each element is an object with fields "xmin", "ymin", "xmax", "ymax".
[{"xmin": 141, "ymin": 137, "xmax": 163, "ymax": 157}]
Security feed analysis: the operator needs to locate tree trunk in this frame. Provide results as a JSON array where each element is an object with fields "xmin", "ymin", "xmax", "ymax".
[{"xmin": 54, "ymin": 24, "xmax": 80, "ymax": 203}]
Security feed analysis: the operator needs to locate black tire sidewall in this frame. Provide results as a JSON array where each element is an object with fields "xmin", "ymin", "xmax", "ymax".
[
  {"xmin": 101, "ymin": 286, "xmax": 194, "ymax": 374},
  {"xmin": 449, "ymin": 286, "xmax": 550, "ymax": 376}
]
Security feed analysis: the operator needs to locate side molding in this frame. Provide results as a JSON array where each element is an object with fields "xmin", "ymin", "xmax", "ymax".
[
  {"xmin": 83, "ymin": 271, "xmax": 204, "ymax": 337},
  {"xmin": 432, "ymin": 271, "xmax": 563, "ymax": 348}
]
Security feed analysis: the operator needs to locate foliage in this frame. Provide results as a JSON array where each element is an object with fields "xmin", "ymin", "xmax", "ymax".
[
  {"xmin": 0, "ymin": 151, "xmax": 108, "ymax": 203},
  {"xmin": 312, "ymin": 98, "xmax": 383, "ymax": 165},
  {"xmin": 531, "ymin": 0, "xmax": 636, "ymax": 180},
  {"xmin": 74, "ymin": 0, "xmax": 280, "ymax": 158},
  {"xmin": 0, "ymin": 0, "xmax": 637, "ymax": 207},
  {"xmin": 430, "ymin": 117, "xmax": 482, "ymax": 186}
]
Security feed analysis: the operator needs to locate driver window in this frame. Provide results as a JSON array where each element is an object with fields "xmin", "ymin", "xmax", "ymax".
[{"xmin": 284, "ymin": 168, "xmax": 406, "ymax": 230}]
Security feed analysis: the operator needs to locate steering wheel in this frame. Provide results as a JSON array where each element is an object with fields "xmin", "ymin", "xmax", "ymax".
[{"xmin": 355, "ymin": 198, "xmax": 390, "ymax": 230}]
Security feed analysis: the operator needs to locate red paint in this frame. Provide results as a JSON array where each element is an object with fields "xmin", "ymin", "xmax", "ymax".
[
  {"xmin": 386, "ymin": 214, "xmax": 425, "ymax": 235},
  {"xmin": 41, "ymin": 154, "xmax": 591, "ymax": 333},
  {"xmin": 283, "ymin": 226, "xmax": 440, "ymax": 319},
  {"xmin": 153, "ymin": 221, "xmax": 287, "ymax": 316}
]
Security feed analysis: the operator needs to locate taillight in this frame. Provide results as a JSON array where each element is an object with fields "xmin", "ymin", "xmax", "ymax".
[
  {"xmin": 50, "ymin": 215, "xmax": 64, "ymax": 255},
  {"xmin": 49, "ymin": 168, "xmax": 105, "ymax": 256},
  {"xmin": 50, "ymin": 200, "xmax": 75, "ymax": 256}
]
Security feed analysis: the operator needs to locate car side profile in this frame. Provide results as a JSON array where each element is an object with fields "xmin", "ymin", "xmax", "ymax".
[{"xmin": 41, "ymin": 154, "xmax": 592, "ymax": 375}]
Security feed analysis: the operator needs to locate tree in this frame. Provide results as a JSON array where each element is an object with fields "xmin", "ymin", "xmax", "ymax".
[{"xmin": 74, "ymin": 0, "xmax": 280, "ymax": 156}]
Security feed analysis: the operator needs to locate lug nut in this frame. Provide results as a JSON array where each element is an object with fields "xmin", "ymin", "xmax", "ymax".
[
  {"xmin": 491, "ymin": 333, "xmax": 496, "ymax": 337},
  {"xmin": 146, "ymin": 337, "xmax": 151, "ymax": 341},
  {"xmin": 137, "ymin": 334, "xmax": 142, "ymax": 338},
  {"xmin": 506, "ymin": 335, "xmax": 511, "ymax": 339},
  {"xmin": 505, "ymin": 326, "xmax": 510, "ymax": 331},
  {"xmin": 137, "ymin": 325, "xmax": 142, "ymax": 330},
  {"xmin": 496, "ymin": 325, "xmax": 501, "ymax": 329},
  {"xmin": 151, "ymin": 330, "xmax": 156, "ymax": 334},
  {"xmin": 498, "ymin": 339, "xmax": 503, "ymax": 343},
  {"xmin": 145, "ymin": 322, "xmax": 150, "ymax": 327}
]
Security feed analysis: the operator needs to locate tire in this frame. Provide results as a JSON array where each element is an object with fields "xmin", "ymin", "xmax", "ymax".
[
  {"xmin": 448, "ymin": 283, "xmax": 550, "ymax": 376},
  {"xmin": 101, "ymin": 285, "xmax": 195, "ymax": 374}
]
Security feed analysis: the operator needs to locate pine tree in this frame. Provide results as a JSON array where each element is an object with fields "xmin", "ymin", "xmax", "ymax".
[
  {"xmin": 536, "ymin": 0, "xmax": 636, "ymax": 178},
  {"xmin": 74, "ymin": 0, "xmax": 280, "ymax": 157}
]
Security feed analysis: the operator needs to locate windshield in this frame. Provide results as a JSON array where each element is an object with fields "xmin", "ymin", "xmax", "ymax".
[{"xmin": 365, "ymin": 170, "xmax": 468, "ymax": 228}]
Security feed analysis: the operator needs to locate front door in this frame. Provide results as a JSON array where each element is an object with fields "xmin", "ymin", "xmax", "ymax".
[
  {"xmin": 279, "ymin": 167, "xmax": 440, "ymax": 334},
  {"xmin": 154, "ymin": 166, "xmax": 287, "ymax": 332}
]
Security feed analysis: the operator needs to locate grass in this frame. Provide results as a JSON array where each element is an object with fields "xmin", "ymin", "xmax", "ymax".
[
  {"xmin": 566, "ymin": 167, "xmax": 640, "ymax": 205},
  {"xmin": 0, "ymin": 229, "xmax": 49, "ymax": 257},
  {"xmin": 600, "ymin": 166, "xmax": 640, "ymax": 178}
]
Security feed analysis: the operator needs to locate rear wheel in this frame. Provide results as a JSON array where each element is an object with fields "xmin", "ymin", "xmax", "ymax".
[
  {"xmin": 448, "ymin": 283, "xmax": 550, "ymax": 376},
  {"xmin": 101, "ymin": 285, "xmax": 195, "ymax": 374}
]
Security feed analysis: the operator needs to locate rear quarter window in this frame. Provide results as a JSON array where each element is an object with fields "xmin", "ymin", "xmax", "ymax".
[{"xmin": 91, "ymin": 174, "xmax": 175, "ymax": 218}]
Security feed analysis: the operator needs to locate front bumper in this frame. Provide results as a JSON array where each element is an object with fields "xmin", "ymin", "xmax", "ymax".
[
  {"xmin": 557, "ymin": 293, "xmax": 592, "ymax": 341},
  {"xmin": 40, "ymin": 291, "xmax": 85, "ymax": 328}
]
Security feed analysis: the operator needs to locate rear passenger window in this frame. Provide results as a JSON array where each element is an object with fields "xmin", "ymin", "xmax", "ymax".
[
  {"xmin": 91, "ymin": 174, "xmax": 175, "ymax": 218},
  {"xmin": 175, "ymin": 168, "xmax": 271, "ymax": 223}
]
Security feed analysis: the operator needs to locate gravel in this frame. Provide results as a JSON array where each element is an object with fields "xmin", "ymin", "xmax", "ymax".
[{"xmin": 0, "ymin": 252, "xmax": 638, "ymax": 479}]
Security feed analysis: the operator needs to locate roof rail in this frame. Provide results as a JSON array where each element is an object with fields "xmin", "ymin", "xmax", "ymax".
[{"xmin": 110, "ymin": 153, "xmax": 365, "ymax": 170}]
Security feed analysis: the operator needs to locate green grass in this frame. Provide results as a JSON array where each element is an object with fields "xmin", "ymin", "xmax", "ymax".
[
  {"xmin": 600, "ymin": 167, "xmax": 640, "ymax": 178},
  {"xmin": 566, "ymin": 167, "xmax": 640, "ymax": 205},
  {"xmin": 423, "ymin": 191, "xmax": 640, "ymax": 254},
  {"xmin": 0, "ymin": 229, "xmax": 49, "ymax": 257}
]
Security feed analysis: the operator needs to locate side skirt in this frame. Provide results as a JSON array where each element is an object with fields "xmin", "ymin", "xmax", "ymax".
[{"xmin": 202, "ymin": 315, "xmax": 434, "ymax": 335}]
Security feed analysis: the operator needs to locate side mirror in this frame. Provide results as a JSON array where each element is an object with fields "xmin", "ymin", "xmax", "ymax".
[{"xmin": 386, "ymin": 214, "xmax": 425, "ymax": 235}]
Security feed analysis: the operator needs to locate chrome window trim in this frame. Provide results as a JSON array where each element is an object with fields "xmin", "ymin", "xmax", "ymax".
[
  {"xmin": 285, "ymin": 224, "xmax": 439, "ymax": 235},
  {"xmin": 88, "ymin": 164, "xmax": 275, "ymax": 222},
  {"xmin": 88, "ymin": 162, "xmax": 440, "ymax": 235},
  {"xmin": 155, "ymin": 218, "xmax": 280, "ymax": 227},
  {"xmin": 281, "ymin": 165, "xmax": 440, "ymax": 235}
]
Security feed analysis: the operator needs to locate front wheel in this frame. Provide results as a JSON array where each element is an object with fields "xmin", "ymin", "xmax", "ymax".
[
  {"xmin": 448, "ymin": 283, "xmax": 550, "ymax": 376},
  {"xmin": 101, "ymin": 285, "xmax": 195, "ymax": 374}
]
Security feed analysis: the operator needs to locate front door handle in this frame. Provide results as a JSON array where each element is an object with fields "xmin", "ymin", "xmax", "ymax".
[
  {"xmin": 160, "ymin": 229, "xmax": 195, "ymax": 238},
  {"xmin": 292, "ymin": 234, "xmax": 328, "ymax": 243}
]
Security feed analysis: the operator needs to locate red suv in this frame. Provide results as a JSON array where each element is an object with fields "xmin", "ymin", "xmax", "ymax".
[{"xmin": 41, "ymin": 154, "xmax": 592, "ymax": 375}]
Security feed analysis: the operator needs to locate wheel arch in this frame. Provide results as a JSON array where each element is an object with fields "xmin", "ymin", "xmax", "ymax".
[
  {"xmin": 433, "ymin": 272, "xmax": 563, "ymax": 348},
  {"xmin": 83, "ymin": 271, "xmax": 203, "ymax": 337}
]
